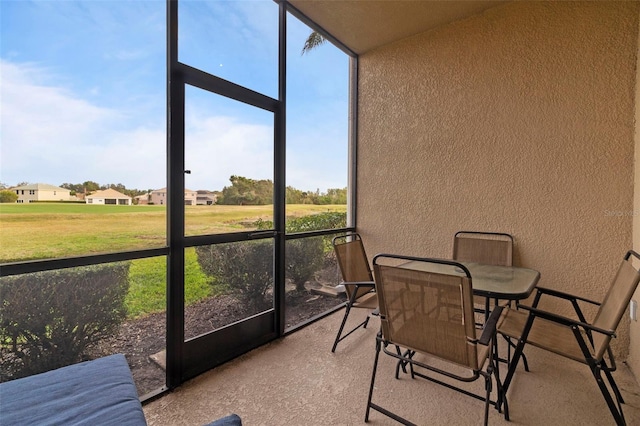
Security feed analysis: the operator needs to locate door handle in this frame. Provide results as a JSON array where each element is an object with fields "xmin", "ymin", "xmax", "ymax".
[{"xmin": 248, "ymin": 230, "xmax": 277, "ymax": 239}]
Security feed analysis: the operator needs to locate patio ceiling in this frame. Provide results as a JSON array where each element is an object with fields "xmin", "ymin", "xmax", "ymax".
[{"xmin": 287, "ymin": 0, "xmax": 509, "ymax": 55}]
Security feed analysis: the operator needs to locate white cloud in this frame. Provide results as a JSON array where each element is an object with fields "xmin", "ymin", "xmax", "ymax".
[
  {"xmin": 0, "ymin": 60, "xmax": 165, "ymax": 189},
  {"xmin": 0, "ymin": 59, "xmax": 346, "ymax": 193},
  {"xmin": 184, "ymin": 114, "xmax": 273, "ymax": 191}
]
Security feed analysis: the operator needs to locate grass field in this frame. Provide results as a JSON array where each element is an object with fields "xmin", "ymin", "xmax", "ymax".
[
  {"xmin": 0, "ymin": 202, "xmax": 346, "ymax": 318},
  {"xmin": 125, "ymin": 248, "xmax": 217, "ymax": 318},
  {"xmin": 0, "ymin": 203, "xmax": 346, "ymax": 262}
]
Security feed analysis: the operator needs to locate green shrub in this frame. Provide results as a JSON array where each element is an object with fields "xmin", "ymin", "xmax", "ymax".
[
  {"xmin": 287, "ymin": 211, "xmax": 346, "ymax": 232},
  {"xmin": 195, "ymin": 242, "xmax": 272, "ymax": 311},
  {"xmin": 0, "ymin": 263, "xmax": 130, "ymax": 381},
  {"xmin": 286, "ymin": 238, "xmax": 324, "ymax": 291},
  {"xmin": 0, "ymin": 190, "xmax": 18, "ymax": 203},
  {"xmin": 255, "ymin": 212, "xmax": 346, "ymax": 291},
  {"xmin": 255, "ymin": 211, "xmax": 346, "ymax": 234}
]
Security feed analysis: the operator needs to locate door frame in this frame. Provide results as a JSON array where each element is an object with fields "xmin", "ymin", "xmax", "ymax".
[{"xmin": 165, "ymin": 0, "xmax": 287, "ymax": 388}]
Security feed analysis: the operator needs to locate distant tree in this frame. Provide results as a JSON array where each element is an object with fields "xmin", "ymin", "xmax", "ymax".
[
  {"xmin": 322, "ymin": 188, "xmax": 347, "ymax": 204},
  {"xmin": 286, "ymin": 186, "xmax": 305, "ymax": 204},
  {"xmin": 16, "ymin": 182, "xmax": 30, "ymax": 187},
  {"xmin": 217, "ymin": 176, "xmax": 347, "ymax": 205},
  {"xmin": 63, "ymin": 181, "xmax": 152, "ymax": 199},
  {"xmin": 60, "ymin": 183, "xmax": 83, "ymax": 193},
  {"xmin": 0, "ymin": 190, "xmax": 18, "ymax": 203},
  {"xmin": 108, "ymin": 183, "xmax": 126, "ymax": 193},
  {"xmin": 83, "ymin": 181, "xmax": 100, "ymax": 192},
  {"xmin": 218, "ymin": 175, "xmax": 273, "ymax": 205}
]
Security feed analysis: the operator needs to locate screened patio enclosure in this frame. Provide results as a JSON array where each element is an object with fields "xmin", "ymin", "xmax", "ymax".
[
  {"xmin": 287, "ymin": 0, "xmax": 640, "ymax": 384},
  {"xmin": 1, "ymin": 0, "xmax": 355, "ymax": 397},
  {"xmin": 2, "ymin": 0, "xmax": 639, "ymax": 400}
]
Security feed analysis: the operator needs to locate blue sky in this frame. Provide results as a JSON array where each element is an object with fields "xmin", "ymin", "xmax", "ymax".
[{"xmin": 0, "ymin": 0, "xmax": 349, "ymax": 192}]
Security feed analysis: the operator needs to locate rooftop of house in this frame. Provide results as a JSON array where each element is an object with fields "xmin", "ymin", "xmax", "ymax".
[
  {"xmin": 11, "ymin": 183, "xmax": 69, "ymax": 191},
  {"xmin": 87, "ymin": 188, "xmax": 131, "ymax": 199}
]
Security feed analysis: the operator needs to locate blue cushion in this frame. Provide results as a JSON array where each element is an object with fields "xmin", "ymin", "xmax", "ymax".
[
  {"xmin": 204, "ymin": 414, "xmax": 242, "ymax": 426},
  {"xmin": 0, "ymin": 354, "xmax": 146, "ymax": 426}
]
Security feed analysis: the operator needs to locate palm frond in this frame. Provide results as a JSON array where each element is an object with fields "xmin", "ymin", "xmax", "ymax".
[{"xmin": 302, "ymin": 31, "xmax": 326, "ymax": 55}]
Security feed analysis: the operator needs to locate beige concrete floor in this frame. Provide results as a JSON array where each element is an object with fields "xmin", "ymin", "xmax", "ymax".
[{"xmin": 143, "ymin": 309, "xmax": 640, "ymax": 426}]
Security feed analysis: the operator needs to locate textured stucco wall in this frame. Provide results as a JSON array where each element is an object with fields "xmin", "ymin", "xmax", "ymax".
[
  {"xmin": 357, "ymin": 2, "xmax": 639, "ymax": 357},
  {"xmin": 632, "ymin": 8, "xmax": 640, "ymax": 381}
]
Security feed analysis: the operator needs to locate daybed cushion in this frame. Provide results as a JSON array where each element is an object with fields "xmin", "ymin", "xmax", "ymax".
[
  {"xmin": 204, "ymin": 413, "xmax": 243, "ymax": 426},
  {"xmin": 0, "ymin": 354, "xmax": 146, "ymax": 426}
]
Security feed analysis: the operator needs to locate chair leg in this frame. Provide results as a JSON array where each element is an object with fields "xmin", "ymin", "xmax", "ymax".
[
  {"xmin": 483, "ymin": 374, "xmax": 491, "ymax": 426},
  {"xmin": 366, "ymin": 337, "xmax": 418, "ymax": 426},
  {"xmin": 521, "ymin": 349, "xmax": 529, "ymax": 372},
  {"xmin": 499, "ymin": 337, "xmax": 526, "ymax": 412},
  {"xmin": 394, "ymin": 346, "xmax": 409, "ymax": 378},
  {"xmin": 333, "ymin": 304, "xmax": 373, "ymax": 352},
  {"xmin": 591, "ymin": 364, "xmax": 627, "ymax": 426},
  {"xmin": 510, "ymin": 300, "xmax": 529, "ymax": 371},
  {"xmin": 365, "ymin": 336, "xmax": 382, "ymax": 423},
  {"xmin": 496, "ymin": 375, "xmax": 509, "ymax": 421},
  {"xmin": 571, "ymin": 326, "xmax": 627, "ymax": 425},
  {"xmin": 492, "ymin": 338, "xmax": 509, "ymax": 421},
  {"xmin": 502, "ymin": 334, "xmax": 530, "ymax": 372},
  {"xmin": 331, "ymin": 304, "xmax": 352, "ymax": 353},
  {"xmin": 602, "ymin": 365, "xmax": 625, "ymax": 405}
]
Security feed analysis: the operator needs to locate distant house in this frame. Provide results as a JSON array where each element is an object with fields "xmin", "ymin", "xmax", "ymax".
[
  {"xmin": 134, "ymin": 193, "xmax": 150, "ymax": 205},
  {"xmin": 86, "ymin": 188, "xmax": 132, "ymax": 205},
  {"xmin": 185, "ymin": 189, "xmax": 197, "ymax": 206},
  {"xmin": 12, "ymin": 183, "xmax": 71, "ymax": 203},
  {"xmin": 150, "ymin": 188, "xmax": 198, "ymax": 206},
  {"xmin": 196, "ymin": 190, "xmax": 217, "ymax": 205}
]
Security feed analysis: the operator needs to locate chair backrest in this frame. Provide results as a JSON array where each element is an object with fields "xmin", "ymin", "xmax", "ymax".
[
  {"xmin": 333, "ymin": 233, "xmax": 374, "ymax": 300},
  {"xmin": 373, "ymin": 254, "xmax": 479, "ymax": 369},
  {"xmin": 591, "ymin": 250, "xmax": 640, "ymax": 360},
  {"xmin": 453, "ymin": 231, "xmax": 513, "ymax": 267}
]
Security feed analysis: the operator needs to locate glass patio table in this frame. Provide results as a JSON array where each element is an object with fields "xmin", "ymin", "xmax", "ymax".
[{"xmin": 398, "ymin": 259, "xmax": 540, "ymax": 302}]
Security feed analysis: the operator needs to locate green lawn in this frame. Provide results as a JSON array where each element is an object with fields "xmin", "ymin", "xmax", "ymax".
[
  {"xmin": 0, "ymin": 203, "xmax": 345, "ymax": 262},
  {"xmin": 0, "ymin": 202, "xmax": 346, "ymax": 319},
  {"xmin": 0, "ymin": 204, "xmax": 167, "ymax": 262},
  {"xmin": 0, "ymin": 203, "xmax": 166, "ymax": 215},
  {"xmin": 125, "ymin": 248, "xmax": 216, "ymax": 318}
]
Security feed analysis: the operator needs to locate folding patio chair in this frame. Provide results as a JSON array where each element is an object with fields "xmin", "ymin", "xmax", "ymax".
[
  {"xmin": 453, "ymin": 231, "xmax": 514, "ymax": 316},
  {"xmin": 453, "ymin": 231, "xmax": 514, "ymax": 268},
  {"xmin": 453, "ymin": 231, "xmax": 527, "ymax": 370},
  {"xmin": 366, "ymin": 254, "xmax": 508, "ymax": 426},
  {"xmin": 331, "ymin": 233, "xmax": 378, "ymax": 353},
  {"xmin": 498, "ymin": 250, "xmax": 640, "ymax": 425}
]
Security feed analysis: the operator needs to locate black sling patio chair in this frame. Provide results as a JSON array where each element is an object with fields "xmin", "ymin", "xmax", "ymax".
[
  {"xmin": 497, "ymin": 250, "xmax": 640, "ymax": 425},
  {"xmin": 331, "ymin": 233, "xmax": 378, "ymax": 353},
  {"xmin": 366, "ymin": 254, "xmax": 508, "ymax": 426}
]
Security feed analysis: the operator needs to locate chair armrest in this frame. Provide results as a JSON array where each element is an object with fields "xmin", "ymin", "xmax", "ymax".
[
  {"xmin": 518, "ymin": 304, "xmax": 616, "ymax": 337},
  {"xmin": 478, "ymin": 306, "xmax": 504, "ymax": 346},
  {"xmin": 342, "ymin": 281, "xmax": 376, "ymax": 303},
  {"xmin": 342, "ymin": 281, "xmax": 375, "ymax": 288},
  {"xmin": 535, "ymin": 286, "xmax": 600, "ymax": 306}
]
